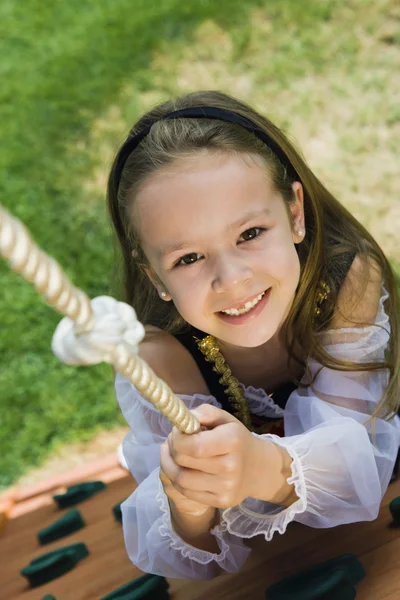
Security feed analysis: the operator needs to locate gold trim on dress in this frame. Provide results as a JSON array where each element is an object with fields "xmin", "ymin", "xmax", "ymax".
[{"xmin": 195, "ymin": 335, "xmax": 283, "ymax": 434}]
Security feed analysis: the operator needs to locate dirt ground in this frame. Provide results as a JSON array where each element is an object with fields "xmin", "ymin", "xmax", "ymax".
[{"xmin": 14, "ymin": 426, "xmax": 129, "ymax": 488}]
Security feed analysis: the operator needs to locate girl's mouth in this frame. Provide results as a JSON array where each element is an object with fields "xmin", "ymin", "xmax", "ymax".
[{"xmin": 217, "ymin": 288, "xmax": 271, "ymax": 325}]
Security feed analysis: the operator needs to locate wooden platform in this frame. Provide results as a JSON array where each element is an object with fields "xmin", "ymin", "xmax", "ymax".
[{"xmin": 1, "ymin": 464, "xmax": 399, "ymax": 600}]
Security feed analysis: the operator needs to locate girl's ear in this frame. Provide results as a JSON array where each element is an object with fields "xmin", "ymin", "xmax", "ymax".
[
  {"xmin": 131, "ymin": 249, "xmax": 172, "ymax": 301},
  {"xmin": 143, "ymin": 265, "xmax": 172, "ymax": 302},
  {"xmin": 290, "ymin": 181, "xmax": 305, "ymax": 243}
]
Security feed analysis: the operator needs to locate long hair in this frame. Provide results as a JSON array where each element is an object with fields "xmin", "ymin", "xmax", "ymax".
[{"xmin": 107, "ymin": 90, "xmax": 400, "ymax": 421}]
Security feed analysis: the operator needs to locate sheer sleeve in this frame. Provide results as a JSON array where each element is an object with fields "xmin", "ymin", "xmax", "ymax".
[
  {"xmin": 115, "ymin": 374, "xmax": 251, "ymax": 579},
  {"xmin": 221, "ymin": 285, "xmax": 400, "ymax": 541}
]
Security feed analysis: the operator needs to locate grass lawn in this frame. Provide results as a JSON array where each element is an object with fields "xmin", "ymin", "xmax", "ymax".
[{"xmin": 1, "ymin": 0, "xmax": 399, "ymax": 489}]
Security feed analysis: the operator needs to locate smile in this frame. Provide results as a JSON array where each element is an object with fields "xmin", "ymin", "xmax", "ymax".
[{"xmin": 220, "ymin": 291, "xmax": 267, "ymax": 316}]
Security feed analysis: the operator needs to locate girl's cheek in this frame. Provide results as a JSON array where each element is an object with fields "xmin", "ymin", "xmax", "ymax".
[
  {"xmin": 174, "ymin": 292, "xmax": 204, "ymax": 318},
  {"xmin": 170, "ymin": 269, "xmax": 208, "ymax": 296}
]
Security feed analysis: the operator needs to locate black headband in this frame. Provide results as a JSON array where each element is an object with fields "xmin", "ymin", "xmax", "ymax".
[{"xmin": 114, "ymin": 106, "xmax": 299, "ymax": 190}]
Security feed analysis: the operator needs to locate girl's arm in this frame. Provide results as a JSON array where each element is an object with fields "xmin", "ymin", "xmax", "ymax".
[
  {"xmin": 169, "ymin": 502, "xmax": 221, "ymax": 554},
  {"xmin": 115, "ymin": 333, "xmax": 251, "ymax": 580},
  {"xmin": 158, "ymin": 463, "xmax": 220, "ymax": 554}
]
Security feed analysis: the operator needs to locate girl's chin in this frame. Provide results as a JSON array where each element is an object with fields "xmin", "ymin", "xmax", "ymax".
[{"xmin": 216, "ymin": 327, "xmax": 277, "ymax": 349}]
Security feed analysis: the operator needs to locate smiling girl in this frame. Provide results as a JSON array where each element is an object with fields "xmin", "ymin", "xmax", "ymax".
[{"xmin": 107, "ymin": 91, "xmax": 400, "ymax": 579}]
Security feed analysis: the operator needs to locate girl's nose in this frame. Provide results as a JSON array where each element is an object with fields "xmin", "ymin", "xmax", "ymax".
[{"xmin": 211, "ymin": 253, "xmax": 253, "ymax": 293}]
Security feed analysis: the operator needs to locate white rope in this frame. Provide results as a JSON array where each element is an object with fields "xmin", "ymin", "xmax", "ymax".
[{"xmin": 0, "ymin": 205, "xmax": 200, "ymax": 434}]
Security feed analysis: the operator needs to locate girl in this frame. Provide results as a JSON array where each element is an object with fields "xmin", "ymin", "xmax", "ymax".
[{"xmin": 107, "ymin": 91, "xmax": 400, "ymax": 580}]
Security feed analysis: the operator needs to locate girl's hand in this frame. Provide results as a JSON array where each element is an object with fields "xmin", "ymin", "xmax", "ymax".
[
  {"xmin": 160, "ymin": 450, "xmax": 220, "ymax": 555},
  {"xmin": 161, "ymin": 403, "xmax": 271, "ymax": 509},
  {"xmin": 159, "ymin": 457, "xmax": 211, "ymax": 516}
]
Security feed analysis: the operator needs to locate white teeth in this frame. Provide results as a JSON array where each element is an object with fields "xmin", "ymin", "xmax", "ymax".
[{"xmin": 221, "ymin": 292, "xmax": 266, "ymax": 316}]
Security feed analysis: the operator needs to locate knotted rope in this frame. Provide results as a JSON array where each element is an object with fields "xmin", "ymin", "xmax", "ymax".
[{"xmin": 0, "ymin": 205, "xmax": 200, "ymax": 434}]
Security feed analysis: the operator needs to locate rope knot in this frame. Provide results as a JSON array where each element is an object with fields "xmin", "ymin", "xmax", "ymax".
[{"xmin": 52, "ymin": 296, "xmax": 145, "ymax": 365}]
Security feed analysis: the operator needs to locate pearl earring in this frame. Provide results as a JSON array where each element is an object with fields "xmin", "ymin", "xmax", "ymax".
[
  {"xmin": 297, "ymin": 229, "xmax": 304, "ymax": 236},
  {"xmin": 160, "ymin": 291, "xmax": 167, "ymax": 298}
]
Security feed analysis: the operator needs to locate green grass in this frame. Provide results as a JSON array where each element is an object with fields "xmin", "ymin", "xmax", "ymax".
[
  {"xmin": 0, "ymin": 0, "xmax": 280, "ymax": 489},
  {"xmin": 1, "ymin": 0, "xmax": 399, "ymax": 489}
]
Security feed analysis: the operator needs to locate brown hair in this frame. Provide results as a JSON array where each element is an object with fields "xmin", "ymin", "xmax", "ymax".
[{"xmin": 107, "ymin": 90, "xmax": 399, "ymax": 421}]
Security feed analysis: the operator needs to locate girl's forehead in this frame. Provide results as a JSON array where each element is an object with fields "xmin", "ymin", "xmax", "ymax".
[
  {"xmin": 134, "ymin": 153, "xmax": 277, "ymax": 220},
  {"xmin": 132, "ymin": 153, "xmax": 283, "ymax": 256}
]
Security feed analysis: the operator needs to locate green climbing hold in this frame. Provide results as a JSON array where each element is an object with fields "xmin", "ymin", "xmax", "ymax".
[
  {"xmin": 389, "ymin": 496, "xmax": 400, "ymax": 526},
  {"xmin": 265, "ymin": 553, "xmax": 365, "ymax": 600},
  {"xmin": 53, "ymin": 481, "xmax": 106, "ymax": 508},
  {"xmin": 21, "ymin": 543, "xmax": 89, "ymax": 587},
  {"xmin": 100, "ymin": 573, "xmax": 169, "ymax": 599},
  {"xmin": 38, "ymin": 508, "xmax": 85, "ymax": 544},
  {"xmin": 112, "ymin": 501, "xmax": 123, "ymax": 523}
]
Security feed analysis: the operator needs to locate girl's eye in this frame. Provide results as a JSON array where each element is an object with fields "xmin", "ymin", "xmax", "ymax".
[
  {"xmin": 239, "ymin": 227, "xmax": 264, "ymax": 242},
  {"xmin": 177, "ymin": 252, "xmax": 203, "ymax": 266}
]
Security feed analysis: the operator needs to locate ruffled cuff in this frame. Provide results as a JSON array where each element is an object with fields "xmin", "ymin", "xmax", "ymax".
[
  {"xmin": 156, "ymin": 474, "xmax": 250, "ymax": 571},
  {"xmin": 220, "ymin": 433, "xmax": 307, "ymax": 541}
]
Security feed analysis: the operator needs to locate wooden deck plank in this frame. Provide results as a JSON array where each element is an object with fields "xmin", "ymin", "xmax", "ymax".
[
  {"xmin": 0, "ymin": 473, "xmax": 134, "ymax": 562},
  {"xmin": 1, "ymin": 473, "xmax": 399, "ymax": 600}
]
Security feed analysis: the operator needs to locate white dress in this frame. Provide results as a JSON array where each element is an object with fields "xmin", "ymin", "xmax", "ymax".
[{"xmin": 116, "ymin": 286, "xmax": 400, "ymax": 580}]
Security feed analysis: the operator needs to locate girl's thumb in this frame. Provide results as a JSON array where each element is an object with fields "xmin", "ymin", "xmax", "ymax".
[{"xmin": 190, "ymin": 404, "xmax": 238, "ymax": 427}]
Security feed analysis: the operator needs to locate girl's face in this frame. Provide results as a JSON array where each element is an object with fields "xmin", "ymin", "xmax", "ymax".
[{"xmin": 133, "ymin": 152, "xmax": 305, "ymax": 348}]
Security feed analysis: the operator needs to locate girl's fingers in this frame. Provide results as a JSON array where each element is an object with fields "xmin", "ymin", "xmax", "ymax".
[
  {"xmin": 174, "ymin": 487, "xmax": 227, "ymax": 509},
  {"xmin": 191, "ymin": 404, "xmax": 239, "ymax": 429},
  {"xmin": 159, "ymin": 467, "xmax": 172, "ymax": 487},
  {"xmin": 174, "ymin": 468, "xmax": 220, "ymax": 494},
  {"xmin": 160, "ymin": 464, "xmax": 213, "ymax": 512},
  {"xmin": 170, "ymin": 452, "xmax": 236, "ymax": 476},
  {"xmin": 160, "ymin": 441, "xmax": 179, "ymax": 481},
  {"xmin": 169, "ymin": 422, "xmax": 241, "ymax": 460},
  {"xmin": 161, "ymin": 441, "xmax": 223, "ymax": 493}
]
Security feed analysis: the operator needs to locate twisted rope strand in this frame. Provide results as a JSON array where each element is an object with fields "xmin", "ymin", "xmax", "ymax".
[
  {"xmin": 113, "ymin": 345, "xmax": 199, "ymax": 433},
  {"xmin": 0, "ymin": 205, "xmax": 199, "ymax": 434},
  {"xmin": 0, "ymin": 207, "xmax": 93, "ymax": 331}
]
